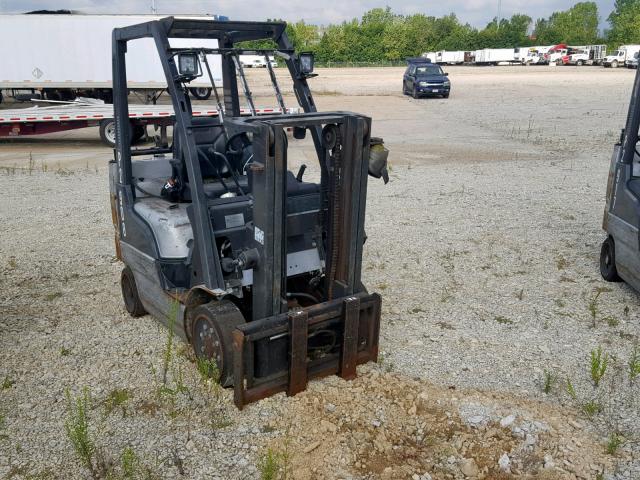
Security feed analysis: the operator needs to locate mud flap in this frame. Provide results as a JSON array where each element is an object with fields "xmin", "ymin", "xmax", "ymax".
[{"xmin": 232, "ymin": 292, "xmax": 381, "ymax": 409}]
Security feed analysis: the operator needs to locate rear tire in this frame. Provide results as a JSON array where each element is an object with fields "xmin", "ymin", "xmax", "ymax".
[
  {"xmin": 190, "ymin": 300, "xmax": 245, "ymax": 387},
  {"xmin": 121, "ymin": 266, "xmax": 147, "ymax": 317},
  {"xmin": 600, "ymin": 237, "xmax": 622, "ymax": 282}
]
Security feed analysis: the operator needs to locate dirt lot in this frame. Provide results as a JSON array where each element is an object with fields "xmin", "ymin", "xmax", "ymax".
[{"xmin": 1, "ymin": 66, "xmax": 640, "ymax": 479}]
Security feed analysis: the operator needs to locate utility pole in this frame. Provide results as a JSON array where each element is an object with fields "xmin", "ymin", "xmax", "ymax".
[
  {"xmin": 497, "ymin": 0, "xmax": 502, "ymax": 29},
  {"xmin": 150, "ymin": 0, "xmax": 157, "ymax": 14}
]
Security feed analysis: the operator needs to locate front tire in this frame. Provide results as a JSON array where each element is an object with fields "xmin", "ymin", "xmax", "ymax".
[
  {"xmin": 577, "ymin": 60, "xmax": 584, "ymax": 66},
  {"xmin": 412, "ymin": 86, "xmax": 419, "ymax": 99},
  {"xmin": 600, "ymin": 237, "xmax": 622, "ymax": 282},
  {"xmin": 121, "ymin": 266, "xmax": 147, "ymax": 317},
  {"xmin": 190, "ymin": 301, "xmax": 245, "ymax": 386},
  {"xmin": 612, "ymin": 60, "xmax": 619, "ymax": 68}
]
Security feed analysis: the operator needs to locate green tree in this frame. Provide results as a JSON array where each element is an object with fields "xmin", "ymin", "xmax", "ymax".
[
  {"xmin": 607, "ymin": 0, "xmax": 640, "ymax": 44},
  {"xmin": 534, "ymin": 2, "xmax": 599, "ymax": 44}
]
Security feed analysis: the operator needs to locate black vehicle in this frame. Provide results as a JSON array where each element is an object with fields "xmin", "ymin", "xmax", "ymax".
[
  {"xmin": 402, "ymin": 58, "xmax": 451, "ymax": 99},
  {"xmin": 109, "ymin": 17, "xmax": 389, "ymax": 408}
]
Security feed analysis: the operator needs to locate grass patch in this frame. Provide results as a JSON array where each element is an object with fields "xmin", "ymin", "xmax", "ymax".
[
  {"xmin": 44, "ymin": 291, "xmax": 63, "ymax": 302},
  {"xmin": 60, "ymin": 347, "xmax": 72, "ymax": 356},
  {"xmin": 2, "ymin": 376, "xmax": 15, "ymax": 390},
  {"xmin": 103, "ymin": 388, "xmax": 132, "ymax": 417},
  {"xmin": 606, "ymin": 432, "xmax": 624, "ymax": 455},
  {"xmin": 494, "ymin": 315, "xmax": 513, "ymax": 325},
  {"xmin": 603, "ymin": 316, "xmax": 619, "ymax": 327}
]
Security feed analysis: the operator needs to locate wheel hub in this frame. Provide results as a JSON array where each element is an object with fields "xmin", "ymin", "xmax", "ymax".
[{"xmin": 194, "ymin": 320, "xmax": 223, "ymax": 368}]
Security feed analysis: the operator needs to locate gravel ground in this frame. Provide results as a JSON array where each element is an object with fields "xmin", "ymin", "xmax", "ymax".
[{"xmin": 1, "ymin": 66, "xmax": 640, "ymax": 479}]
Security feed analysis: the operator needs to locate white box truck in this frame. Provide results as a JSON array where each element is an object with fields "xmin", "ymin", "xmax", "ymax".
[
  {"xmin": 603, "ymin": 45, "xmax": 640, "ymax": 68},
  {"xmin": 0, "ymin": 13, "xmax": 223, "ymax": 103},
  {"xmin": 474, "ymin": 48, "xmax": 516, "ymax": 65}
]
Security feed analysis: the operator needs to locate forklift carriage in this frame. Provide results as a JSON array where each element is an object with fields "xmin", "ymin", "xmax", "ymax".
[{"xmin": 109, "ymin": 17, "xmax": 388, "ymax": 408}]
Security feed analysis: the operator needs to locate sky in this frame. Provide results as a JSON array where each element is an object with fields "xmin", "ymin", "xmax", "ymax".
[{"xmin": 0, "ymin": 0, "xmax": 616, "ymax": 30}]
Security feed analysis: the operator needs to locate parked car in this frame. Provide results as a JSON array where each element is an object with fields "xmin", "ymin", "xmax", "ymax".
[
  {"xmin": 402, "ymin": 58, "xmax": 450, "ymax": 98},
  {"xmin": 626, "ymin": 52, "xmax": 639, "ymax": 69}
]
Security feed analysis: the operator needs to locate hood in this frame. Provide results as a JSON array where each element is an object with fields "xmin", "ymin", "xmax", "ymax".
[{"xmin": 415, "ymin": 73, "xmax": 448, "ymax": 82}]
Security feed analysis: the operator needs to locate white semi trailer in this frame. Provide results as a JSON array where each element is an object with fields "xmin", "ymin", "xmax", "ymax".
[
  {"xmin": 435, "ymin": 51, "xmax": 465, "ymax": 64},
  {"xmin": 474, "ymin": 48, "xmax": 516, "ymax": 65},
  {"xmin": 0, "ymin": 13, "xmax": 224, "ymax": 103}
]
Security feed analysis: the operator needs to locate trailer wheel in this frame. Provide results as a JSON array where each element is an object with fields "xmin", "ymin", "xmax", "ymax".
[
  {"xmin": 190, "ymin": 300, "xmax": 245, "ymax": 387},
  {"xmin": 99, "ymin": 119, "xmax": 133, "ymax": 148},
  {"xmin": 600, "ymin": 237, "xmax": 622, "ymax": 282},
  {"xmin": 132, "ymin": 124, "xmax": 146, "ymax": 143},
  {"xmin": 121, "ymin": 266, "xmax": 147, "ymax": 317},
  {"xmin": 190, "ymin": 87, "xmax": 212, "ymax": 100}
]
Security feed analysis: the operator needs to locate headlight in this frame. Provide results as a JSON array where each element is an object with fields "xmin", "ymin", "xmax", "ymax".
[
  {"xmin": 443, "ymin": 80, "xmax": 450, "ymax": 86},
  {"xmin": 419, "ymin": 81, "xmax": 428, "ymax": 87}
]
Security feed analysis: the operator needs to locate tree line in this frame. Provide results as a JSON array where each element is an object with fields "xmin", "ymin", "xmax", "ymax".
[{"xmin": 241, "ymin": 2, "xmax": 640, "ymax": 63}]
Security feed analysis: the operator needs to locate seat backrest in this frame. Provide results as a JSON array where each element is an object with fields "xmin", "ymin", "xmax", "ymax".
[{"xmin": 173, "ymin": 116, "xmax": 227, "ymax": 180}]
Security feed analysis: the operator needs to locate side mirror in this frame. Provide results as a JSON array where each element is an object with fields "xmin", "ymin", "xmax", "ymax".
[
  {"xmin": 299, "ymin": 52, "xmax": 315, "ymax": 75},
  {"xmin": 177, "ymin": 53, "xmax": 200, "ymax": 77},
  {"xmin": 444, "ymin": 72, "xmax": 449, "ymax": 76},
  {"xmin": 369, "ymin": 137, "xmax": 389, "ymax": 184}
]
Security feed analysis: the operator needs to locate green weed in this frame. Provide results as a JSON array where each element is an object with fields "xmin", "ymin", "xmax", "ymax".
[
  {"xmin": 543, "ymin": 369, "xmax": 556, "ymax": 394},
  {"xmin": 590, "ymin": 346, "xmax": 608, "ymax": 387},
  {"xmin": 582, "ymin": 400, "xmax": 603, "ymax": 417},
  {"xmin": 566, "ymin": 377, "xmax": 577, "ymax": 400},
  {"xmin": 45, "ymin": 291, "xmax": 62, "ymax": 301},
  {"xmin": 64, "ymin": 388, "xmax": 95, "ymax": 473},
  {"xmin": 629, "ymin": 345, "xmax": 640, "ymax": 382},
  {"xmin": 606, "ymin": 432, "xmax": 623, "ymax": 455},
  {"xmin": 258, "ymin": 447, "xmax": 283, "ymax": 480}
]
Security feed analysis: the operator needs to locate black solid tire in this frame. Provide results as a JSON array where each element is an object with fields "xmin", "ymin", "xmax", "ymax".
[
  {"xmin": 190, "ymin": 301, "xmax": 245, "ymax": 387},
  {"xmin": 443, "ymin": 93, "xmax": 450, "ymax": 98},
  {"xmin": 412, "ymin": 86, "xmax": 418, "ymax": 99},
  {"xmin": 600, "ymin": 238, "xmax": 622, "ymax": 282},
  {"xmin": 190, "ymin": 87, "xmax": 212, "ymax": 100},
  {"xmin": 121, "ymin": 266, "xmax": 147, "ymax": 317}
]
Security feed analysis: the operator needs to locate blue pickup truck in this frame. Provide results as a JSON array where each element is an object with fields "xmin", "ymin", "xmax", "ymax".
[{"xmin": 402, "ymin": 58, "xmax": 451, "ymax": 99}]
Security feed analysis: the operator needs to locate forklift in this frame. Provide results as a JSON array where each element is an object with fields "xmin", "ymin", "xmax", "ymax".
[
  {"xmin": 601, "ymin": 66, "xmax": 640, "ymax": 290},
  {"xmin": 109, "ymin": 17, "xmax": 389, "ymax": 408}
]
